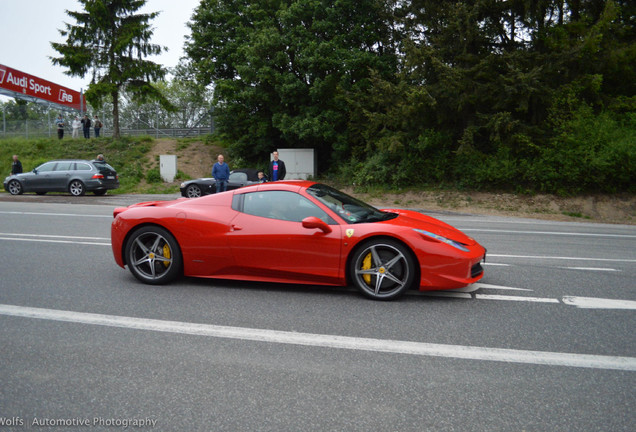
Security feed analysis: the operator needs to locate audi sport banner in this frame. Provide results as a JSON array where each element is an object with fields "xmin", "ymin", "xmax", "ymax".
[{"xmin": 0, "ymin": 63, "xmax": 85, "ymax": 110}]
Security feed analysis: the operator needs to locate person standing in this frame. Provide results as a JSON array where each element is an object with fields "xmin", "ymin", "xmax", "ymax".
[
  {"xmin": 212, "ymin": 154, "xmax": 230, "ymax": 193},
  {"xmin": 11, "ymin": 155, "xmax": 23, "ymax": 175},
  {"xmin": 72, "ymin": 116, "xmax": 81, "ymax": 138},
  {"xmin": 55, "ymin": 114, "xmax": 65, "ymax": 139},
  {"xmin": 94, "ymin": 115, "xmax": 103, "ymax": 137},
  {"xmin": 268, "ymin": 151, "xmax": 286, "ymax": 181},
  {"xmin": 81, "ymin": 115, "xmax": 91, "ymax": 139}
]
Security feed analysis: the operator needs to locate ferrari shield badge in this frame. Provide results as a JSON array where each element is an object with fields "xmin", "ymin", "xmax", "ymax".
[{"xmin": 346, "ymin": 229, "xmax": 354, "ymax": 238}]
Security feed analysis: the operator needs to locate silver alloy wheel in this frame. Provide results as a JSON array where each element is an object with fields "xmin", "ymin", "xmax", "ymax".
[
  {"xmin": 186, "ymin": 184, "xmax": 202, "ymax": 198},
  {"xmin": 128, "ymin": 231, "xmax": 174, "ymax": 281},
  {"xmin": 352, "ymin": 241, "xmax": 413, "ymax": 300},
  {"xmin": 69, "ymin": 180, "xmax": 85, "ymax": 196},
  {"xmin": 8, "ymin": 180, "xmax": 22, "ymax": 195}
]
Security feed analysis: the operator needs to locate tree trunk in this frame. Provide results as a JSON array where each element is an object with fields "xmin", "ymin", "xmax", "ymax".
[{"xmin": 111, "ymin": 90, "xmax": 120, "ymax": 139}]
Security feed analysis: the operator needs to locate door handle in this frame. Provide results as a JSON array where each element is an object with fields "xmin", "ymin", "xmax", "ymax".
[{"xmin": 231, "ymin": 224, "xmax": 243, "ymax": 231}]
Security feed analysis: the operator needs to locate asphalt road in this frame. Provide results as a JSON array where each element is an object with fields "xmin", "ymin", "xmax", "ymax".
[{"xmin": 0, "ymin": 196, "xmax": 634, "ymax": 431}]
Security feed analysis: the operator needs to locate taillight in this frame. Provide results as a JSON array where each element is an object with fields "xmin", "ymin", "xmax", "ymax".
[{"xmin": 92, "ymin": 174, "xmax": 104, "ymax": 179}]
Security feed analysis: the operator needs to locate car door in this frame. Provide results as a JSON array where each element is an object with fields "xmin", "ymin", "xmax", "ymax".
[
  {"xmin": 25, "ymin": 162, "xmax": 57, "ymax": 191},
  {"xmin": 226, "ymin": 190, "xmax": 343, "ymax": 285},
  {"xmin": 50, "ymin": 161, "xmax": 74, "ymax": 190}
]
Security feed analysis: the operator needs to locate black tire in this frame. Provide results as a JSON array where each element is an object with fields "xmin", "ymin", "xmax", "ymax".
[
  {"xmin": 7, "ymin": 180, "xmax": 23, "ymax": 195},
  {"xmin": 124, "ymin": 225, "xmax": 182, "ymax": 285},
  {"xmin": 93, "ymin": 190, "xmax": 107, "ymax": 196},
  {"xmin": 349, "ymin": 238, "xmax": 416, "ymax": 300},
  {"xmin": 68, "ymin": 180, "xmax": 86, "ymax": 196},
  {"xmin": 186, "ymin": 184, "xmax": 202, "ymax": 198}
]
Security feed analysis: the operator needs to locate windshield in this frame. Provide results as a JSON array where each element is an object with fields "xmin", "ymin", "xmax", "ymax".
[
  {"xmin": 93, "ymin": 161, "xmax": 116, "ymax": 173},
  {"xmin": 306, "ymin": 184, "xmax": 397, "ymax": 224}
]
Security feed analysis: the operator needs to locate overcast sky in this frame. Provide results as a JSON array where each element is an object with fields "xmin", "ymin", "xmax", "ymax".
[{"xmin": 0, "ymin": 0, "xmax": 201, "ymax": 98}]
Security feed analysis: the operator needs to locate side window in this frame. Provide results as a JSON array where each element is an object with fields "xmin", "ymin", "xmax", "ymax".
[
  {"xmin": 36, "ymin": 162, "xmax": 56, "ymax": 172},
  {"xmin": 229, "ymin": 171, "xmax": 248, "ymax": 182},
  {"xmin": 54, "ymin": 162, "xmax": 73, "ymax": 171},
  {"xmin": 76, "ymin": 163, "xmax": 92, "ymax": 171},
  {"xmin": 242, "ymin": 191, "xmax": 335, "ymax": 223}
]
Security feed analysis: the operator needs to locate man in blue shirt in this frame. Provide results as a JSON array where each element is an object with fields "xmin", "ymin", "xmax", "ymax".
[
  {"xmin": 212, "ymin": 154, "xmax": 230, "ymax": 193},
  {"xmin": 268, "ymin": 151, "xmax": 286, "ymax": 181}
]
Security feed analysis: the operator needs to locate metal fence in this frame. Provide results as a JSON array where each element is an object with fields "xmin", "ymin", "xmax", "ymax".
[{"xmin": 0, "ymin": 120, "xmax": 213, "ymax": 139}]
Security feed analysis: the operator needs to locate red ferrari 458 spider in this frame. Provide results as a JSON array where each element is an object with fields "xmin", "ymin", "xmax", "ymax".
[{"xmin": 111, "ymin": 181, "xmax": 486, "ymax": 300}]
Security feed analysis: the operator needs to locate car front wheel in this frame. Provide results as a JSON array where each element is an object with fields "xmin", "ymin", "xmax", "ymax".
[
  {"xmin": 186, "ymin": 184, "xmax": 202, "ymax": 198},
  {"xmin": 124, "ymin": 226, "xmax": 182, "ymax": 285},
  {"xmin": 8, "ymin": 180, "xmax": 23, "ymax": 195},
  {"xmin": 350, "ymin": 239, "xmax": 416, "ymax": 300},
  {"xmin": 68, "ymin": 180, "xmax": 86, "ymax": 196}
]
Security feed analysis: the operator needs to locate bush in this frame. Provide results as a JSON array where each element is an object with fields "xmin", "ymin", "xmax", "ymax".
[{"xmin": 145, "ymin": 168, "xmax": 162, "ymax": 184}]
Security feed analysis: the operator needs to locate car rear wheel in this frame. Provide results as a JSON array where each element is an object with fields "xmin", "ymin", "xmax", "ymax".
[
  {"xmin": 125, "ymin": 226, "xmax": 182, "ymax": 285},
  {"xmin": 8, "ymin": 180, "xmax": 23, "ymax": 195},
  {"xmin": 350, "ymin": 239, "xmax": 415, "ymax": 300},
  {"xmin": 68, "ymin": 180, "xmax": 86, "ymax": 196},
  {"xmin": 186, "ymin": 184, "xmax": 202, "ymax": 198}
]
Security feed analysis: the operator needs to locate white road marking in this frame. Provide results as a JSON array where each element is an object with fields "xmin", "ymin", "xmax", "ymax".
[
  {"xmin": 462, "ymin": 228, "xmax": 636, "ymax": 238},
  {"xmin": 0, "ymin": 210, "xmax": 111, "ymax": 218},
  {"xmin": 488, "ymin": 254, "xmax": 636, "ymax": 263},
  {"xmin": 564, "ymin": 267, "xmax": 619, "ymax": 272},
  {"xmin": 0, "ymin": 232, "xmax": 108, "ymax": 241},
  {"xmin": 0, "ymin": 304, "xmax": 634, "ymax": 371},
  {"xmin": 2, "ymin": 234, "xmax": 632, "ymax": 264},
  {"xmin": 0, "ymin": 237, "xmax": 110, "ymax": 246},
  {"xmin": 562, "ymin": 297, "xmax": 636, "ymax": 310},
  {"xmin": 470, "ymin": 283, "xmax": 533, "ymax": 292},
  {"xmin": 420, "ymin": 292, "xmax": 472, "ymax": 299},
  {"xmin": 475, "ymin": 294, "xmax": 560, "ymax": 303}
]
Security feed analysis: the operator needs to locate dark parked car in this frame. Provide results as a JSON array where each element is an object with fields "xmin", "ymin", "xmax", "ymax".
[
  {"xmin": 4, "ymin": 159, "xmax": 119, "ymax": 196},
  {"xmin": 180, "ymin": 168, "xmax": 264, "ymax": 198}
]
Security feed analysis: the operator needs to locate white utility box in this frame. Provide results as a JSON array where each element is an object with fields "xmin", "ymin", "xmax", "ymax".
[
  {"xmin": 275, "ymin": 148, "xmax": 315, "ymax": 180},
  {"xmin": 160, "ymin": 155, "xmax": 177, "ymax": 182}
]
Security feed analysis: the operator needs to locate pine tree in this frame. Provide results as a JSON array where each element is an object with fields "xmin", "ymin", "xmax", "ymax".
[{"xmin": 51, "ymin": 0, "xmax": 170, "ymax": 138}]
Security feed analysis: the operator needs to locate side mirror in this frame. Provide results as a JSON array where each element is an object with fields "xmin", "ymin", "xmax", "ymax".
[
  {"xmin": 32, "ymin": 168, "xmax": 38, "ymax": 174},
  {"xmin": 302, "ymin": 216, "xmax": 332, "ymax": 234}
]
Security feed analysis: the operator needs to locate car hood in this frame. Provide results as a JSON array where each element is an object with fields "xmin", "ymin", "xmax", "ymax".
[
  {"xmin": 185, "ymin": 178, "xmax": 215, "ymax": 183},
  {"xmin": 380, "ymin": 208, "xmax": 477, "ymax": 245},
  {"xmin": 5, "ymin": 173, "xmax": 30, "ymax": 180}
]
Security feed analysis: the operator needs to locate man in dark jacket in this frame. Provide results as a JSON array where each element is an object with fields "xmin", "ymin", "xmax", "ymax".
[
  {"xmin": 212, "ymin": 154, "xmax": 230, "ymax": 193},
  {"xmin": 11, "ymin": 155, "xmax": 23, "ymax": 175},
  {"xmin": 268, "ymin": 151, "xmax": 286, "ymax": 181},
  {"xmin": 81, "ymin": 115, "xmax": 91, "ymax": 138}
]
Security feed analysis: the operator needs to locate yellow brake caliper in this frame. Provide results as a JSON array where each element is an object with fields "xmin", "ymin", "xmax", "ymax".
[
  {"xmin": 162, "ymin": 243, "xmax": 171, "ymax": 267},
  {"xmin": 362, "ymin": 252, "xmax": 372, "ymax": 285}
]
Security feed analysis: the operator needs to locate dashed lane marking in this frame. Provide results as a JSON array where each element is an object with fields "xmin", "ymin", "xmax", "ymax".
[
  {"xmin": 0, "ymin": 210, "xmax": 111, "ymax": 218},
  {"xmin": 562, "ymin": 297, "xmax": 636, "ymax": 310}
]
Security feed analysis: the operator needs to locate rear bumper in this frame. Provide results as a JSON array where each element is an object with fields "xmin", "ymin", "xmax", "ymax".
[{"xmin": 85, "ymin": 179, "xmax": 119, "ymax": 191}]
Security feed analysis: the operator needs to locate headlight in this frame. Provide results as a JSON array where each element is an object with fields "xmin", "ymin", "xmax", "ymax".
[
  {"xmin": 413, "ymin": 229, "xmax": 469, "ymax": 252},
  {"xmin": 180, "ymin": 182, "xmax": 186, "ymax": 188}
]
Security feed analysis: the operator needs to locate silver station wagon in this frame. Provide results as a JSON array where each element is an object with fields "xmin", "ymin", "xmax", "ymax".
[{"xmin": 4, "ymin": 159, "xmax": 119, "ymax": 196}]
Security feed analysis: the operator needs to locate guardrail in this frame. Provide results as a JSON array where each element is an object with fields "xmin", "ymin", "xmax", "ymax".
[{"xmin": 0, "ymin": 126, "xmax": 213, "ymax": 139}]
